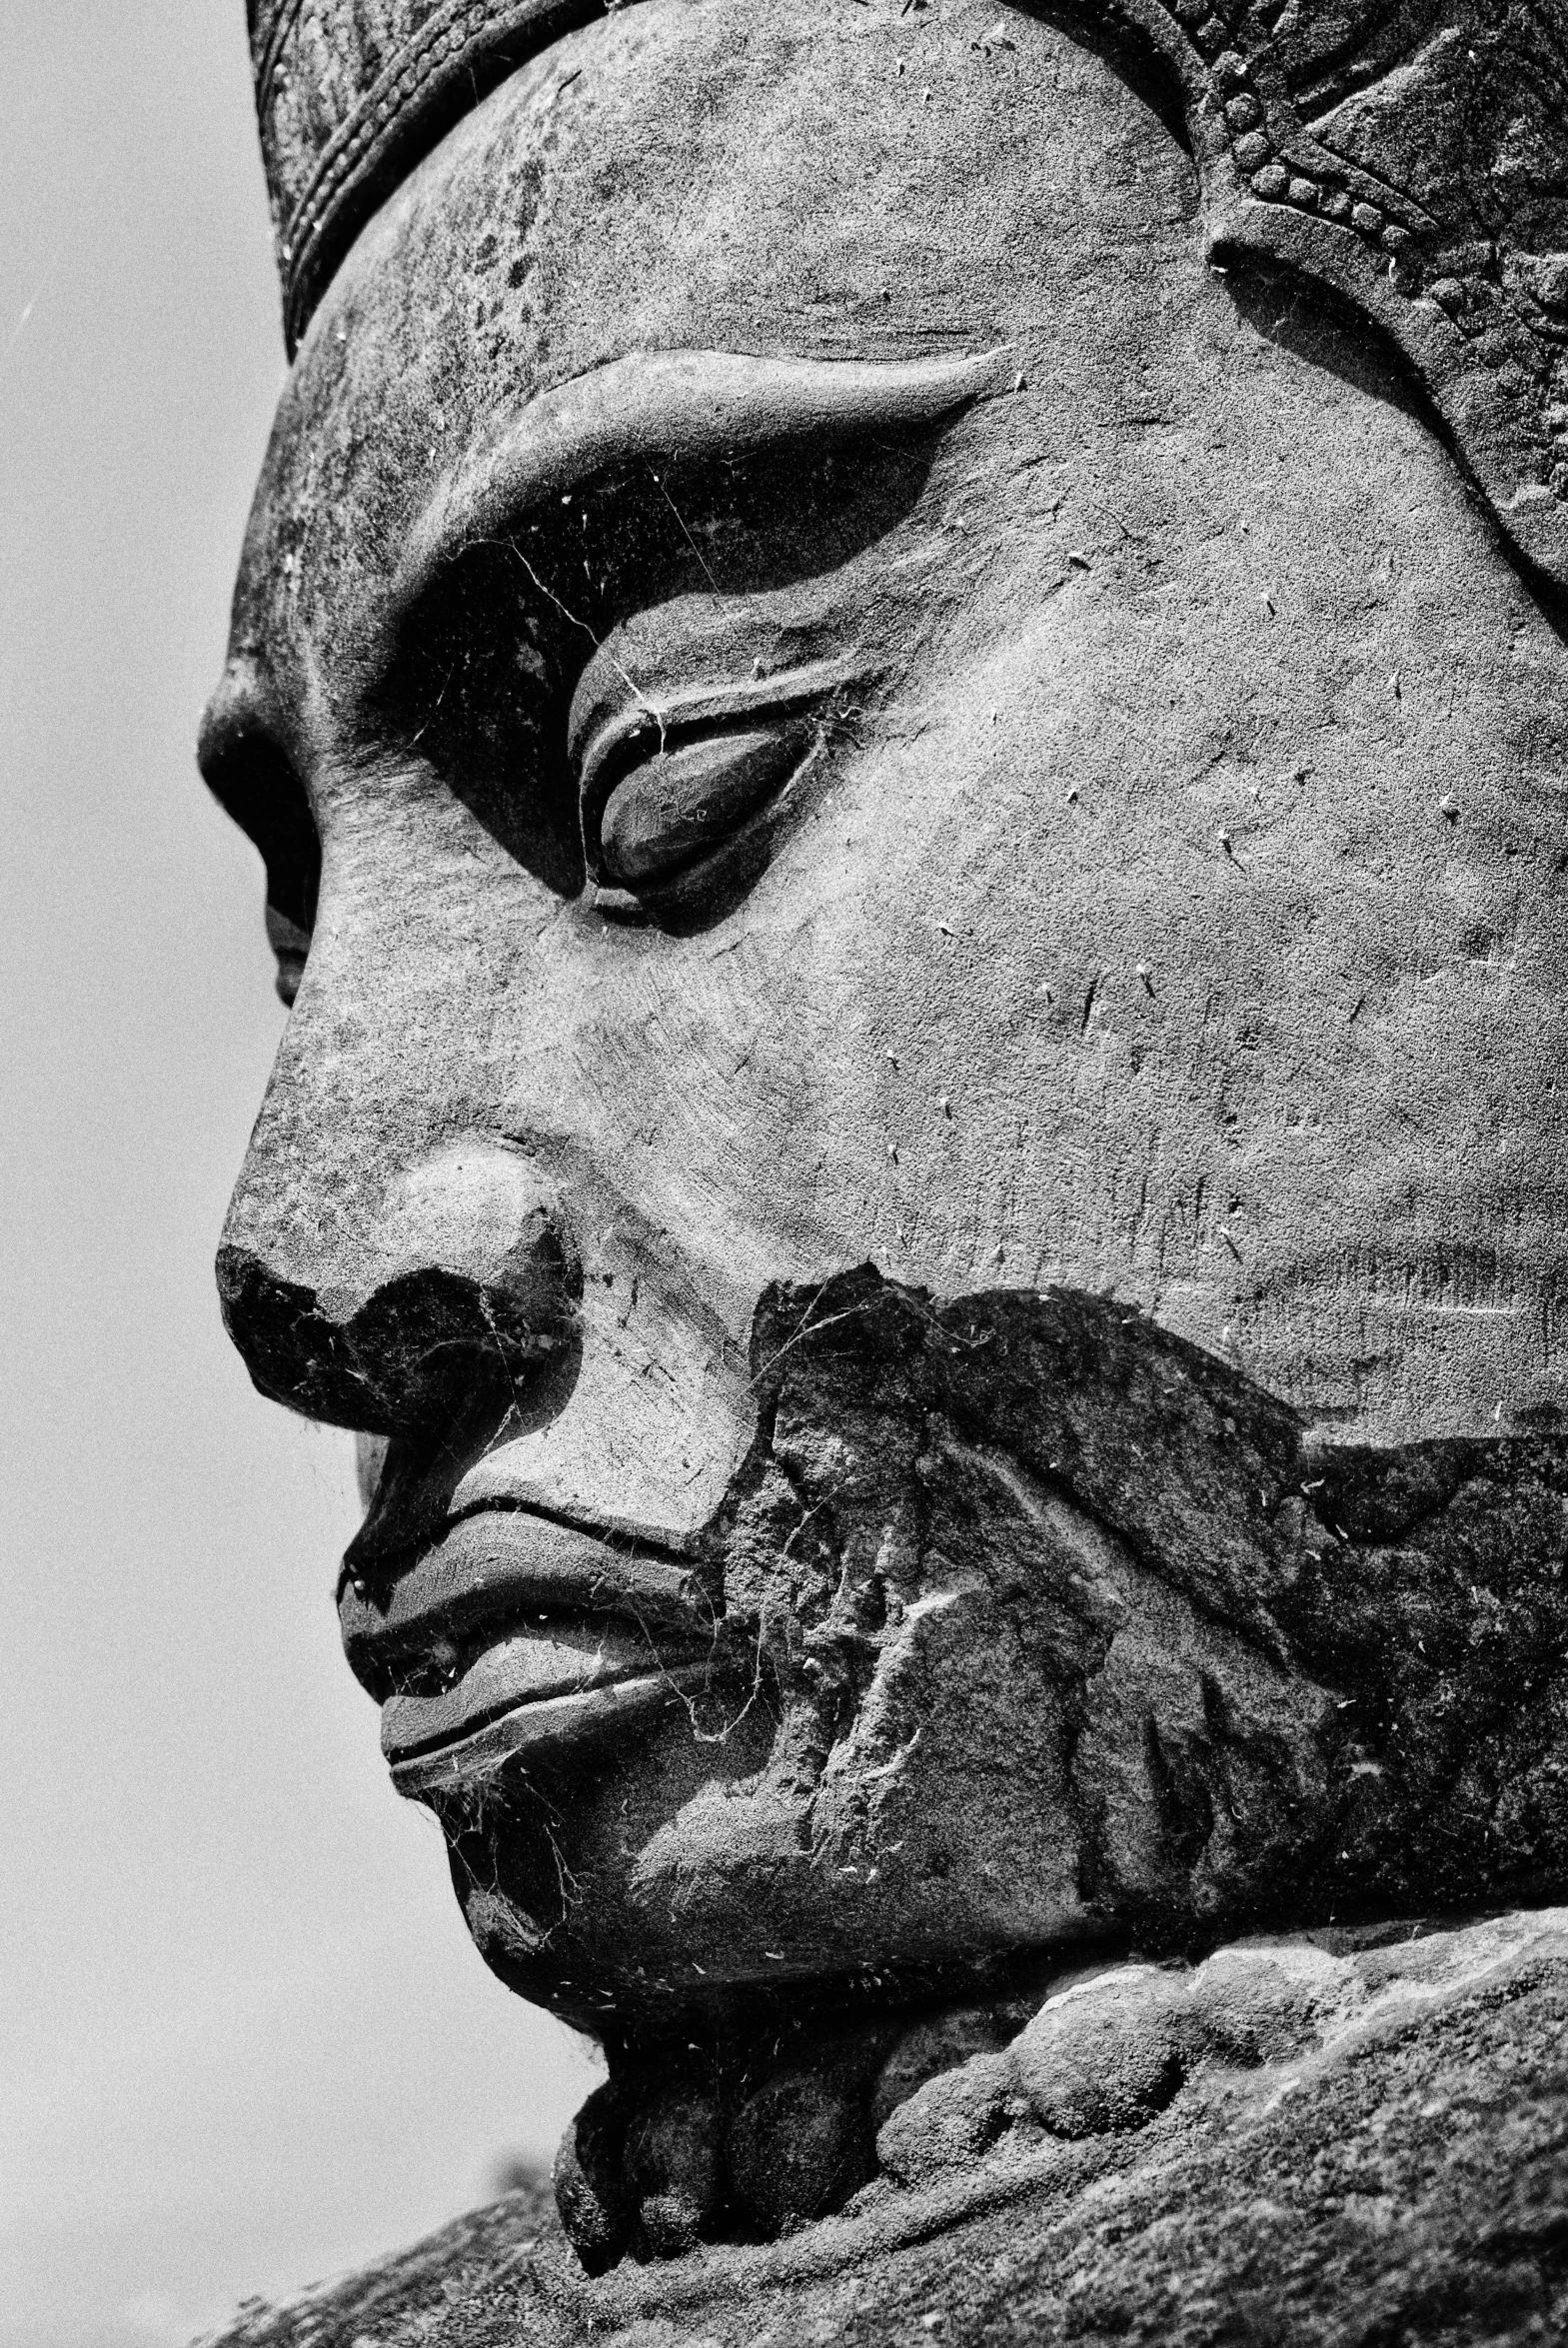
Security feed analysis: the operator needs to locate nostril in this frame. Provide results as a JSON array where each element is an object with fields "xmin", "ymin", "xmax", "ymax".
[
  {"xmin": 357, "ymin": 1431, "xmax": 390, "ymax": 1512},
  {"xmin": 353, "ymin": 1262, "xmax": 574, "ymax": 1418}
]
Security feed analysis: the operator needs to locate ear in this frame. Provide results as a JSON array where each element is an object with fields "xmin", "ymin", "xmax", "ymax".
[{"xmin": 1096, "ymin": 0, "xmax": 1568, "ymax": 594}]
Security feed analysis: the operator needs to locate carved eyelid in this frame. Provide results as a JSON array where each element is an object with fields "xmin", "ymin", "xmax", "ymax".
[
  {"xmin": 570, "ymin": 653, "xmax": 863, "ymax": 799},
  {"xmin": 573, "ymin": 653, "xmax": 865, "ymax": 897}
]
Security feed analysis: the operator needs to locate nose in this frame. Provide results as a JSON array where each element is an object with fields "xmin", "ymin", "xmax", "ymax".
[{"xmin": 217, "ymin": 1137, "xmax": 580, "ymax": 1433}]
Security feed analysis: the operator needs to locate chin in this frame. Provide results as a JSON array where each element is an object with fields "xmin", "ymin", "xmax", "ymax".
[{"xmin": 433, "ymin": 1724, "xmax": 1100, "ymax": 2038}]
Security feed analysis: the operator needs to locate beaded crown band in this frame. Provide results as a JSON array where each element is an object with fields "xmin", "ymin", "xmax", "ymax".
[
  {"xmin": 251, "ymin": 0, "xmax": 594, "ymax": 355},
  {"xmin": 252, "ymin": 0, "xmax": 1568, "ymax": 586}
]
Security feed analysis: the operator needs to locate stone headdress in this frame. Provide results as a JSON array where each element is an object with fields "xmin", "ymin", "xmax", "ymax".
[{"xmin": 251, "ymin": 0, "xmax": 1568, "ymax": 588}]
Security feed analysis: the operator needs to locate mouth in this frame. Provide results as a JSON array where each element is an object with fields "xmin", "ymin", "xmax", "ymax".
[{"xmin": 338, "ymin": 1503, "xmax": 728, "ymax": 1796}]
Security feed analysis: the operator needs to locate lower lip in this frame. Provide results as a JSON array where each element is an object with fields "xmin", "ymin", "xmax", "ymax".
[{"xmin": 386, "ymin": 1663, "xmax": 712, "ymax": 1797}]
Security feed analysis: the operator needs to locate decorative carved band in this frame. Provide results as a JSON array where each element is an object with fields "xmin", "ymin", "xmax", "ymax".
[
  {"xmin": 248, "ymin": 0, "xmax": 1568, "ymax": 588},
  {"xmin": 251, "ymin": 0, "xmax": 594, "ymax": 353}
]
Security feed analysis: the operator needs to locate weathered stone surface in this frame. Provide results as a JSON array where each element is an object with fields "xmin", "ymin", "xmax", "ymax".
[
  {"xmin": 250, "ymin": 0, "xmax": 1568, "ymax": 589},
  {"xmin": 874, "ymin": 2049, "xmax": 1019, "ymax": 2186},
  {"xmin": 201, "ymin": 0, "xmax": 1568, "ymax": 2325},
  {"xmin": 622, "ymin": 2087, "xmax": 723, "ymax": 2259},
  {"xmin": 401, "ymin": 1268, "xmax": 1568, "ymax": 2052},
  {"xmin": 869, "ymin": 2005, "xmax": 1008, "ymax": 2137},
  {"xmin": 200, "ymin": 1911, "xmax": 1568, "ymax": 2345},
  {"xmin": 549, "ymin": 2079, "xmax": 629, "ymax": 2277},
  {"xmin": 1009, "ymin": 1965, "xmax": 1187, "ymax": 2138},
  {"xmin": 726, "ymin": 2066, "xmax": 872, "ymax": 2239}
]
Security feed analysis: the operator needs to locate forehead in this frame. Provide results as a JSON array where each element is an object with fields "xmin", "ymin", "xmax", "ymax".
[{"xmin": 229, "ymin": 0, "xmax": 1193, "ymax": 688}]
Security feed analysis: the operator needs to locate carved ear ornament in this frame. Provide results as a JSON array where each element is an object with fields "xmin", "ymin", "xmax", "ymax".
[
  {"xmin": 1127, "ymin": 0, "xmax": 1568, "ymax": 594},
  {"xmin": 252, "ymin": 0, "xmax": 1568, "ymax": 588}
]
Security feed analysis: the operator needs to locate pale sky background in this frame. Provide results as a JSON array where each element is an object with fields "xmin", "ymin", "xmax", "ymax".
[{"xmin": 1, "ymin": 9, "xmax": 594, "ymax": 2344}]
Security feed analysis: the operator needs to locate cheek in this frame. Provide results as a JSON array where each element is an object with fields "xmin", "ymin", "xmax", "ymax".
[
  {"xmin": 505, "ymin": 892, "xmax": 1040, "ymax": 1292},
  {"xmin": 297, "ymin": 597, "xmax": 1126, "ymax": 1302},
  {"xmin": 456, "ymin": 702, "xmax": 1063, "ymax": 1296}
]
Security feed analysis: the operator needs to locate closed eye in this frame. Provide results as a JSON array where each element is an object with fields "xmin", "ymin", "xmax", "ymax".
[
  {"xmin": 596, "ymin": 724, "xmax": 808, "ymax": 886},
  {"xmin": 573, "ymin": 656, "xmax": 860, "ymax": 898}
]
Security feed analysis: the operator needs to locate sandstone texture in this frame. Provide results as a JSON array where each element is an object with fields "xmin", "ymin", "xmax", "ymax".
[
  {"xmin": 203, "ymin": 1910, "xmax": 1568, "ymax": 2347},
  {"xmin": 201, "ymin": 0, "xmax": 1568, "ymax": 2335}
]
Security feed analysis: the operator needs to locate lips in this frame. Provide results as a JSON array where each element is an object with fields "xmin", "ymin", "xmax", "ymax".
[{"xmin": 339, "ymin": 1504, "xmax": 726, "ymax": 1796}]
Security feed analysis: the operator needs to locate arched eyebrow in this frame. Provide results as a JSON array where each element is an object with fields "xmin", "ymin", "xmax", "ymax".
[{"xmin": 372, "ymin": 344, "xmax": 1013, "ymax": 679}]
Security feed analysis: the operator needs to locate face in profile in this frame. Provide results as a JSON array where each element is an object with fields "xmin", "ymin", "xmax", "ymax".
[{"xmin": 204, "ymin": 0, "xmax": 1568, "ymax": 2048}]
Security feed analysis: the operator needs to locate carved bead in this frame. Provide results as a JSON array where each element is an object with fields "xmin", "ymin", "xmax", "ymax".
[
  {"xmin": 726, "ymin": 2068, "xmax": 873, "ymax": 2238},
  {"xmin": 874, "ymin": 2050, "xmax": 1019, "ymax": 2186},
  {"xmin": 869, "ymin": 2004, "xmax": 1008, "ymax": 2133},
  {"xmin": 624, "ymin": 2087, "xmax": 723, "ymax": 2260},
  {"xmin": 1011, "ymin": 1969, "xmax": 1188, "ymax": 2137},
  {"xmin": 552, "ymin": 2081, "xmax": 630, "ymax": 2277}
]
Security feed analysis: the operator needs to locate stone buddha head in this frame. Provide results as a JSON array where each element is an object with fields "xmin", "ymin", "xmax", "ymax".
[{"xmin": 205, "ymin": 0, "xmax": 1568, "ymax": 2265}]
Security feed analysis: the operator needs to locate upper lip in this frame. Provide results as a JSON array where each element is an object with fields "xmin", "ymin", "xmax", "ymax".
[
  {"xmin": 338, "ymin": 1382, "xmax": 737, "ymax": 1775},
  {"xmin": 339, "ymin": 1498, "xmax": 723, "ymax": 1704},
  {"xmin": 341, "ymin": 1500, "xmax": 730, "ymax": 1775}
]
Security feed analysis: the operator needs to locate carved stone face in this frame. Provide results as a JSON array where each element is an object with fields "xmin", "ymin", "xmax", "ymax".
[{"xmin": 205, "ymin": 0, "xmax": 1568, "ymax": 2038}]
